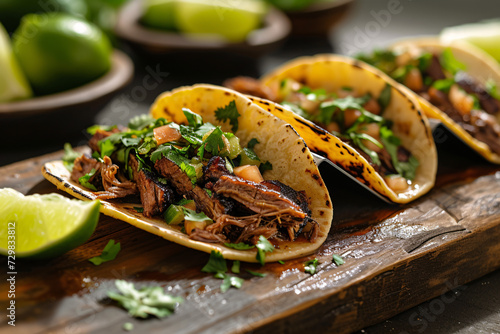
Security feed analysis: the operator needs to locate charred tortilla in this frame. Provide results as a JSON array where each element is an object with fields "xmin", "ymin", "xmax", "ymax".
[
  {"xmin": 42, "ymin": 84, "xmax": 333, "ymax": 262},
  {"xmin": 257, "ymin": 54, "xmax": 437, "ymax": 203}
]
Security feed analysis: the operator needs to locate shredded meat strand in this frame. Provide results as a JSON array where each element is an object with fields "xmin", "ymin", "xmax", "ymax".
[{"xmin": 94, "ymin": 156, "xmax": 137, "ymax": 200}]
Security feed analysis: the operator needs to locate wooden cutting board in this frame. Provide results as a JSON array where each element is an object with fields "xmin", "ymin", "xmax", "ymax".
[{"xmin": 1, "ymin": 145, "xmax": 500, "ymax": 334}]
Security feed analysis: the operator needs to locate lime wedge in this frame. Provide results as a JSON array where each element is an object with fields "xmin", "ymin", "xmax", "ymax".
[
  {"xmin": 141, "ymin": 0, "xmax": 178, "ymax": 31},
  {"xmin": 0, "ymin": 188, "xmax": 100, "ymax": 259},
  {"xmin": 0, "ymin": 22, "xmax": 32, "ymax": 102},
  {"xmin": 176, "ymin": 0, "xmax": 268, "ymax": 42},
  {"xmin": 441, "ymin": 21, "xmax": 500, "ymax": 62}
]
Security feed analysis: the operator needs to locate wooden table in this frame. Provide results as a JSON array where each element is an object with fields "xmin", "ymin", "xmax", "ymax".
[{"xmin": 1, "ymin": 138, "xmax": 499, "ymax": 333}]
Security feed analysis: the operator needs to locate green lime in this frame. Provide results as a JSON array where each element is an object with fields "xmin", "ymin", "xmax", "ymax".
[
  {"xmin": 141, "ymin": 0, "xmax": 178, "ymax": 31},
  {"xmin": 176, "ymin": 0, "xmax": 268, "ymax": 42},
  {"xmin": 13, "ymin": 13, "xmax": 112, "ymax": 96},
  {"xmin": 441, "ymin": 21, "xmax": 500, "ymax": 62},
  {"xmin": 265, "ymin": 0, "xmax": 315, "ymax": 12},
  {"xmin": 0, "ymin": 0, "xmax": 87, "ymax": 32},
  {"xmin": 0, "ymin": 22, "xmax": 32, "ymax": 102},
  {"xmin": 0, "ymin": 188, "xmax": 100, "ymax": 259}
]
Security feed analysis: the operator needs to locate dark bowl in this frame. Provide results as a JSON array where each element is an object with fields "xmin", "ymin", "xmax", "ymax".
[
  {"xmin": 286, "ymin": 0, "xmax": 355, "ymax": 36},
  {"xmin": 0, "ymin": 50, "xmax": 134, "ymax": 145},
  {"xmin": 115, "ymin": 0, "xmax": 291, "ymax": 58}
]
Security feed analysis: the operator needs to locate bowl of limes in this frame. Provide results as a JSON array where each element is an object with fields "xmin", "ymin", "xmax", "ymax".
[
  {"xmin": 115, "ymin": 0, "xmax": 291, "ymax": 58},
  {"xmin": 0, "ymin": 13, "xmax": 134, "ymax": 144},
  {"xmin": 271, "ymin": 0, "xmax": 355, "ymax": 36}
]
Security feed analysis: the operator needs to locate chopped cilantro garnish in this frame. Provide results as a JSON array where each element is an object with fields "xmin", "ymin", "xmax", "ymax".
[
  {"xmin": 486, "ymin": 79, "xmax": 500, "ymax": 100},
  {"xmin": 304, "ymin": 258, "xmax": 319, "ymax": 275},
  {"xmin": 201, "ymin": 251, "xmax": 243, "ymax": 293},
  {"xmin": 379, "ymin": 126, "xmax": 419, "ymax": 180},
  {"xmin": 278, "ymin": 260, "xmax": 285, "ymax": 265},
  {"xmin": 417, "ymin": 52, "xmax": 433, "ymax": 72},
  {"xmin": 316, "ymin": 95, "xmax": 370, "ymax": 125},
  {"xmin": 202, "ymin": 250, "xmax": 227, "ymax": 274},
  {"xmin": 242, "ymin": 147, "xmax": 260, "ymax": 162},
  {"xmin": 246, "ymin": 270, "xmax": 267, "ymax": 277},
  {"xmin": 87, "ymin": 124, "xmax": 116, "ymax": 135},
  {"xmin": 108, "ymin": 280, "xmax": 183, "ymax": 318},
  {"xmin": 89, "ymin": 239, "xmax": 121, "ymax": 265},
  {"xmin": 256, "ymin": 236, "xmax": 274, "ymax": 266},
  {"xmin": 121, "ymin": 137, "xmax": 142, "ymax": 147},
  {"xmin": 79, "ymin": 168, "xmax": 98, "ymax": 191},
  {"xmin": 332, "ymin": 254, "xmax": 345, "ymax": 266},
  {"xmin": 128, "ymin": 114, "xmax": 155, "ymax": 130},
  {"xmin": 220, "ymin": 275, "xmax": 244, "ymax": 293},
  {"xmin": 183, "ymin": 108, "xmax": 204, "ymax": 127},
  {"xmin": 137, "ymin": 136, "xmax": 157, "ymax": 154},
  {"xmin": 62, "ymin": 143, "xmax": 80, "ymax": 172},
  {"xmin": 440, "ymin": 48, "xmax": 466, "ymax": 75},
  {"xmin": 99, "ymin": 139, "xmax": 116, "ymax": 158},
  {"xmin": 200, "ymin": 127, "xmax": 226, "ymax": 158},
  {"xmin": 356, "ymin": 49, "xmax": 397, "ymax": 74},
  {"xmin": 224, "ymin": 242, "xmax": 256, "ymax": 250},
  {"xmin": 215, "ymin": 100, "xmax": 240, "ymax": 132},
  {"xmin": 133, "ymin": 207, "xmax": 144, "ymax": 213},
  {"xmin": 377, "ymin": 84, "xmax": 392, "ymax": 112},
  {"xmin": 432, "ymin": 78, "xmax": 455, "ymax": 92},
  {"xmin": 259, "ymin": 161, "xmax": 273, "ymax": 173},
  {"xmin": 231, "ymin": 260, "xmax": 240, "ymax": 274},
  {"xmin": 181, "ymin": 208, "xmax": 212, "ymax": 223},
  {"xmin": 247, "ymin": 138, "xmax": 260, "ymax": 149}
]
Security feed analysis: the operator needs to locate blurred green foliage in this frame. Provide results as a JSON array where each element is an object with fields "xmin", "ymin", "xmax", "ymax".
[{"xmin": 0, "ymin": 0, "xmax": 129, "ymax": 36}]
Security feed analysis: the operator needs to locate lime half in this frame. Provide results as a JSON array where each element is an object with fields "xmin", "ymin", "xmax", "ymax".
[
  {"xmin": 176, "ymin": 0, "xmax": 268, "ymax": 42},
  {"xmin": 0, "ymin": 22, "xmax": 32, "ymax": 102},
  {"xmin": 0, "ymin": 188, "xmax": 100, "ymax": 259},
  {"xmin": 441, "ymin": 21, "xmax": 500, "ymax": 62}
]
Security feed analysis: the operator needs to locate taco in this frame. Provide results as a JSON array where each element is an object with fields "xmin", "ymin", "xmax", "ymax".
[
  {"xmin": 357, "ymin": 37, "xmax": 500, "ymax": 164},
  {"xmin": 227, "ymin": 54, "xmax": 437, "ymax": 203},
  {"xmin": 42, "ymin": 84, "xmax": 332, "ymax": 263}
]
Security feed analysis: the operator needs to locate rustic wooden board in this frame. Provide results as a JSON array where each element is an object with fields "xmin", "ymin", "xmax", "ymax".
[{"xmin": 1, "ymin": 146, "xmax": 500, "ymax": 334}]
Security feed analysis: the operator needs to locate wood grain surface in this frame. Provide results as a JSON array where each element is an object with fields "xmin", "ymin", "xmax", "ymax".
[{"xmin": 1, "ymin": 145, "xmax": 499, "ymax": 334}]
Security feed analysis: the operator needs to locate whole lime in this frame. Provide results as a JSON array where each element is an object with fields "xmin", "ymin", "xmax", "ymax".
[
  {"xmin": 141, "ymin": 0, "xmax": 178, "ymax": 31},
  {"xmin": 13, "ymin": 13, "xmax": 112, "ymax": 96}
]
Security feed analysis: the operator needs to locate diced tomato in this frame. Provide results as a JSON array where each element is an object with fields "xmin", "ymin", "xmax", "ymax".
[
  {"xmin": 234, "ymin": 165, "xmax": 264, "ymax": 183},
  {"xmin": 154, "ymin": 125, "xmax": 182, "ymax": 145}
]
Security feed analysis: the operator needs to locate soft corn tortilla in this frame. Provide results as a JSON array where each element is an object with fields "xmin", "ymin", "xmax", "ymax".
[
  {"xmin": 259, "ymin": 54, "xmax": 437, "ymax": 204},
  {"xmin": 390, "ymin": 37, "xmax": 500, "ymax": 164},
  {"xmin": 43, "ymin": 84, "xmax": 333, "ymax": 263}
]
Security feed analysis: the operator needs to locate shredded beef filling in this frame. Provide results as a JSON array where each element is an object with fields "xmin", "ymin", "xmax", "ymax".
[{"xmin": 129, "ymin": 154, "xmax": 176, "ymax": 217}]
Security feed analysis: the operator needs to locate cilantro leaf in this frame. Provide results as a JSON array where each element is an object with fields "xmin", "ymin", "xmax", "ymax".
[
  {"xmin": 183, "ymin": 108, "xmax": 204, "ymax": 128},
  {"xmin": 121, "ymin": 137, "xmax": 142, "ymax": 147},
  {"xmin": 417, "ymin": 52, "xmax": 433, "ymax": 72},
  {"xmin": 278, "ymin": 260, "xmax": 285, "ymax": 265},
  {"xmin": 259, "ymin": 161, "xmax": 273, "ymax": 173},
  {"xmin": 356, "ymin": 49, "xmax": 398, "ymax": 74},
  {"xmin": 137, "ymin": 136, "xmax": 157, "ymax": 155},
  {"xmin": 242, "ymin": 147, "xmax": 260, "ymax": 162},
  {"xmin": 128, "ymin": 114, "xmax": 155, "ymax": 130},
  {"xmin": 87, "ymin": 124, "xmax": 116, "ymax": 135},
  {"xmin": 202, "ymin": 251, "xmax": 227, "ymax": 274},
  {"xmin": 231, "ymin": 260, "xmax": 240, "ymax": 274},
  {"xmin": 304, "ymin": 258, "xmax": 319, "ymax": 275},
  {"xmin": 62, "ymin": 143, "xmax": 80, "ymax": 172},
  {"xmin": 440, "ymin": 48, "xmax": 466, "ymax": 75},
  {"xmin": 108, "ymin": 280, "xmax": 183, "ymax": 318},
  {"xmin": 224, "ymin": 242, "xmax": 256, "ymax": 250},
  {"xmin": 79, "ymin": 168, "xmax": 98, "ymax": 191},
  {"xmin": 179, "ymin": 125, "xmax": 203, "ymax": 146},
  {"xmin": 332, "ymin": 254, "xmax": 345, "ymax": 266},
  {"xmin": 377, "ymin": 84, "xmax": 392, "ymax": 112},
  {"xmin": 220, "ymin": 275, "xmax": 244, "ymax": 293},
  {"xmin": 247, "ymin": 138, "xmax": 260, "ymax": 149},
  {"xmin": 379, "ymin": 126, "xmax": 419, "ymax": 180},
  {"xmin": 89, "ymin": 239, "xmax": 121, "ymax": 265},
  {"xmin": 486, "ymin": 79, "xmax": 500, "ymax": 100},
  {"xmin": 199, "ymin": 127, "xmax": 225, "ymax": 158},
  {"xmin": 347, "ymin": 132, "xmax": 382, "ymax": 166},
  {"xmin": 99, "ymin": 139, "xmax": 116, "ymax": 158},
  {"xmin": 246, "ymin": 270, "xmax": 267, "ymax": 277},
  {"xmin": 256, "ymin": 236, "xmax": 274, "ymax": 266},
  {"xmin": 317, "ymin": 95, "xmax": 370, "ymax": 125},
  {"xmin": 134, "ymin": 207, "xmax": 144, "ymax": 213},
  {"xmin": 281, "ymin": 101, "xmax": 311, "ymax": 120},
  {"xmin": 215, "ymin": 100, "xmax": 240, "ymax": 132},
  {"xmin": 181, "ymin": 208, "xmax": 212, "ymax": 223},
  {"xmin": 432, "ymin": 78, "xmax": 455, "ymax": 92}
]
